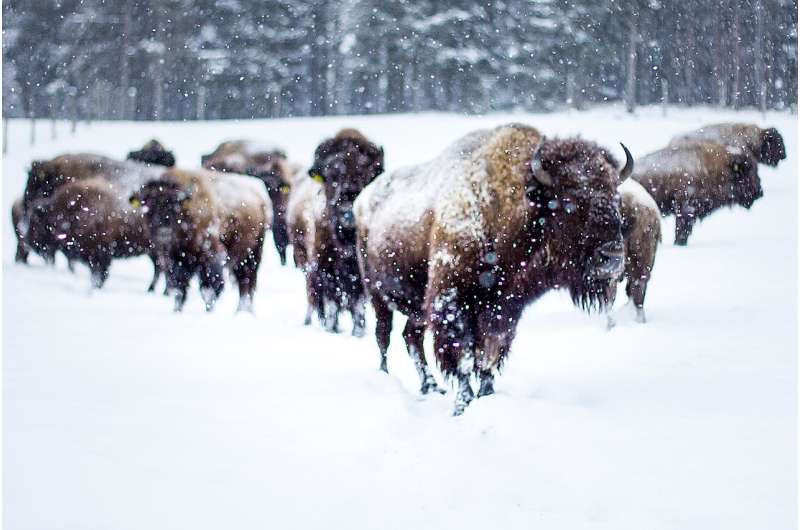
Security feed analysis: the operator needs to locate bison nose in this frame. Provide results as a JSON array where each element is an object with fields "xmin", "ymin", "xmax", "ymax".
[{"xmin": 593, "ymin": 241, "xmax": 625, "ymax": 279}]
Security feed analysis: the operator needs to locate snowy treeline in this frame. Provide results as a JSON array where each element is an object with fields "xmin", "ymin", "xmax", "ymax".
[{"xmin": 2, "ymin": 0, "xmax": 797, "ymax": 121}]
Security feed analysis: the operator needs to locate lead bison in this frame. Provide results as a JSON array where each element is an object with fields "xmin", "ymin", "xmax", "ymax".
[
  {"xmin": 632, "ymin": 141, "xmax": 762, "ymax": 245},
  {"xmin": 126, "ymin": 139, "xmax": 176, "ymax": 167},
  {"xmin": 670, "ymin": 123, "xmax": 786, "ymax": 167},
  {"xmin": 202, "ymin": 140, "xmax": 295, "ymax": 266},
  {"xmin": 295, "ymin": 128, "xmax": 384, "ymax": 335},
  {"xmin": 355, "ymin": 124, "xmax": 632, "ymax": 415},
  {"xmin": 129, "ymin": 168, "xmax": 270, "ymax": 312}
]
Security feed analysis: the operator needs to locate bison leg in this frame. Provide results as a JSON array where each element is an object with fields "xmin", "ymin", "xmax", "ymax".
[
  {"xmin": 350, "ymin": 295, "xmax": 367, "ymax": 338},
  {"xmin": 200, "ymin": 259, "xmax": 226, "ymax": 312},
  {"xmin": 272, "ymin": 216, "xmax": 289, "ymax": 267},
  {"xmin": 403, "ymin": 318, "xmax": 444, "ymax": 394},
  {"xmin": 147, "ymin": 256, "xmax": 161, "ymax": 293},
  {"xmin": 89, "ymin": 262, "xmax": 110, "ymax": 289},
  {"xmin": 674, "ymin": 214, "xmax": 695, "ymax": 246},
  {"xmin": 15, "ymin": 240, "xmax": 29, "ymax": 264},
  {"xmin": 322, "ymin": 297, "xmax": 340, "ymax": 333},
  {"xmin": 168, "ymin": 258, "xmax": 194, "ymax": 312},
  {"xmin": 477, "ymin": 371, "xmax": 495, "ymax": 398},
  {"xmin": 372, "ymin": 298, "xmax": 393, "ymax": 373},
  {"xmin": 429, "ymin": 287, "xmax": 477, "ymax": 414},
  {"xmin": 626, "ymin": 279, "xmax": 648, "ymax": 323}
]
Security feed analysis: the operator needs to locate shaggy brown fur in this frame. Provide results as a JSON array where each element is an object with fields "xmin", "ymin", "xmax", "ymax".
[
  {"xmin": 23, "ymin": 154, "xmax": 119, "ymax": 211},
  {"xmin": 607, "ymin": 181, "xmax": 662, "ymax": 327},
  {"xmin": 670, "ymin": 123, "xmax": 786, "ymax": 167},
  {"xmin": 11, "ymin": 197, "xmax": 30, "ymax": 264},
  {"xmin": 355, "ymin": 124, "xmax": 632, "ymax": 414},
  {"xmin": 633, "ymin": 141, "xmax": 763, "ymax": 245},
  {"xmin": 127, "ymin": 139, "xmax": 176, "ymax": 167},
  {"xmin": 26, "ymin": 178, "xmax": 153, "ymax": 288},
  {"xmin": 303, "ymin": 128, "xmax": 385, "ymax": 336},
  {"xmin": 130, "ymin": 168, "xmax": 270, "ymax": 312},
  {"xmin": 202, "ymin": 140, "xmax": 294, "ymax": 265}
]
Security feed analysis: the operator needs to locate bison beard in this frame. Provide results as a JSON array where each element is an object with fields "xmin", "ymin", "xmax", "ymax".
[{"xmin": 355, "ymin": 124, "xmax": 631, "ymax": 415}]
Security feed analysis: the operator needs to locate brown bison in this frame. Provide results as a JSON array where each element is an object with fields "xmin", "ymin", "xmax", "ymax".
[
  {"xmin": 632, "ymin": 142, "xmax": 762, "ymax": 245},
  {"xmin": 126, "ymin": 139, "xmax": 176, "ymax": 167},
  {"xmin": 130, "ymin": 168, "xmax": 270, "ymax": 312},
  {"xmin": 11, "ymin": 197, "xmax": 30, "ymax": 264},
  {"xmin": 670, "ymin": 123, "xmax": 786, "ymax": 167},
  {"xmin": 20, "ymin": 154, "xmax": 165, "ymax": 285},
  {"xmin": 202, "ymin": 140, "xmax": 294, "ymax": 266},
  {"xmin": 606, "ymin": 179, "xmax": 662, "ymax": 327},
  {"xmin": 25, "ymin": 177, "xmax": 154, "ymax": 288},
  {"xmin": 355, "ymin": 124, "xmax": 633, "ymax": 414},
  {"xmin": 296, "ymin": 128, "xmax": 384, "ymax": 336}
]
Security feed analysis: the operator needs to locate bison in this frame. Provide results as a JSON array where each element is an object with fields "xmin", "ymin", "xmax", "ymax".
[
  {"xmin": 126, "ymin": 139, "xmax": 176, "ymax": 167},
  {"xmin": 296, "ymin": 128, "xmax": 384, "ymax": 336},
  {"xmin": 670, "ymin": 123, "xmax": 786, "ymax": 167},
  {"xmin": 130, "ymin": 168, "xmax": 270, "ymax": 312},
  {"xmin": 632, "ymin": 141, "xmax": 762, "ymax": 245},
  {"xmin": 25, "ymin": 177, "xmax": 154, "ymax": 288},
  {"xmin": 606, "ymin": 179, "xmax": 662, "ymax": 328},
  {"xmin": 202, "ymin": 140, "xmax": 294, "ymax": 266},
  {"xmin": 20, "ymin": 154, "xmax": 165, "ymax": 285},
  {"xmin": 355, "ymin": 124, "xmax": 633, "ymax": 414}
]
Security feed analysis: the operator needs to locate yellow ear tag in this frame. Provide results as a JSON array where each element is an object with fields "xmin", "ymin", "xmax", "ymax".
[
  {"xmin": 280, "ymin": 184, "xmax": 290, "ymax": 194},
  {"xmin": 311, "ymin": 173, "xmax": 324, "ymax": 183},
  {"xmin": 130, "ymin": 198, "xmax": 141, "ymax": 208}
]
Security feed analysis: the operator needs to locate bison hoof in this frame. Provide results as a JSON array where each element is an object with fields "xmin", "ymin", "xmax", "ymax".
[
  {"xmin": 421, "ymin": 378, "xmax": 445, "ymax": 395},
  {"xmin": 635, "ymin": 308, "xmax": 647, "ymax": 324},
  {"xmin": 351, "ymin": 325, "xmax": 366, "ymax": 338},
  {"xmin": 379, "ymin": 357, "xmax": 388, "ymax": 373},
  {"xmin": 606, "ymin": 316, "xmax": 617, "ymax": 330},
  {"xmin": 452, "ymin": 377, "xmax": 475, "ymax": 416}
]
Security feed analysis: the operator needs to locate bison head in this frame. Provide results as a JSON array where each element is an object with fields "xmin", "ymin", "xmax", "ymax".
[
  {"xmin": 759, "ymin": 127, "xmax": 786, "ymax": 167},
  {"xmin": 23, "ymin": 160, "xmax": 55, "ymax": 211},
  {"xmin": 527, "ymin": 138, "xmax": 633, "ymax": 311},
  {"xmin": 248, "ymin": 153, "xmax": 291, "ymax": 198},
  {"xmin": 308, "ymin": 132, "xmax": 384, "ymax": 247},
  {"xmin": 127, "ymin": 139, "xmax": 176, "ymax": 168},
  {"xmin": 728, "ymin": 151, "xmax": 763, "ymax": 209},
  {"xmin": 129, "ymin": 180, "xmax": 193, "ymax": 247}
]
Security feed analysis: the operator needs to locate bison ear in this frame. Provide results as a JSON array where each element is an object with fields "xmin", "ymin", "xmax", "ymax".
[
  {"xmin": 618, "ymin": 143, "xmax": 634, "ymax": 183},
  {"xmin": 531, "ymin": 142, "xmax": 554, "ymax": 187}
]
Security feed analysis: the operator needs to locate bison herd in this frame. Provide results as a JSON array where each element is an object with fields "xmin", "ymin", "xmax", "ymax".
[{"xmin": 11, "ymin": 121, "xmax": 786, "ymax": 415}]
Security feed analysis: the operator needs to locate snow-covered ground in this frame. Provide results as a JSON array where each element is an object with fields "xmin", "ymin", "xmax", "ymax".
[{"xmin": 3, "ymin": 106, "xmax": 797, "ymax": 530}]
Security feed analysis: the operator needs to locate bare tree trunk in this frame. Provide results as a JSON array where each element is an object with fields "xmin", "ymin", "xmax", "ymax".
[
  {"xmin": 152, "ymin": 2, "xmax": 165, "ymax": 120},
  {"xmin": 753, "ymin": 0, "xmax": 767, "ymax": 113},
  {"xmin": 662, "ymin": 79, "xmax": 669, "ymax": 116},
  {"xmin": 731, "ymin": 0, "xmax": 742, "ymax": 108},
  {"xmin": 625, "ymin": 14, "xmax": 638, "ymax": 114},
  {"xmin": 3, "ymin": 118, "xmax": 9, "ymax": 154},
  {"xmin": 120, "ymin": 2, "xmax": 133, "ymax": 120},
  {"xmin": 196, "ymin": 86, "xmax": 206, "ymax": 120}
]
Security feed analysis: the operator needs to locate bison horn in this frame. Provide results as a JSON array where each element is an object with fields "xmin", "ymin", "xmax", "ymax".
[
  {"xmin": 531, "ymin": 143, "xmax": 553, "ymax": 187},
  {"xmin": 619, "ymin": 143, "xmax": 634, "ymax": 182}
]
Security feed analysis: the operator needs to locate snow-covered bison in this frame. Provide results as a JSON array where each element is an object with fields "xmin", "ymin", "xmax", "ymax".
[
  {"xmin": 202, "ymin": 140, "xmax": 295, "ymax": 266},
  {"xmin": 129, "ymin": 168, "xmax": 270, "ymax": 312},
  {"xmin": 607, "ymin": 179, "xmax": 662, "ymax": 327},
  {"xmin": 670, "ymin": 123, "xmax": 786, "ymax": 167},
  {"xmin": 297, "ymin": 128, "xmax": 384, "ymax": 336},
  {"xmin": 20, "ymin": 154, "xmax": 164, "ymax": 285},
  {"xmin": 355, "ymin": 124, "xmax": 632, "ymax": 414},
  {"xmin": 633, "ymin": 142, "xmax": 762, "ymax": 245},
  {"xmin": 26, "ymin": 177, "xmax": 155, "ymax": 288},
  {"xmin": 126, "ymin": 139, "xmax": 176, "ymax": 167}
]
